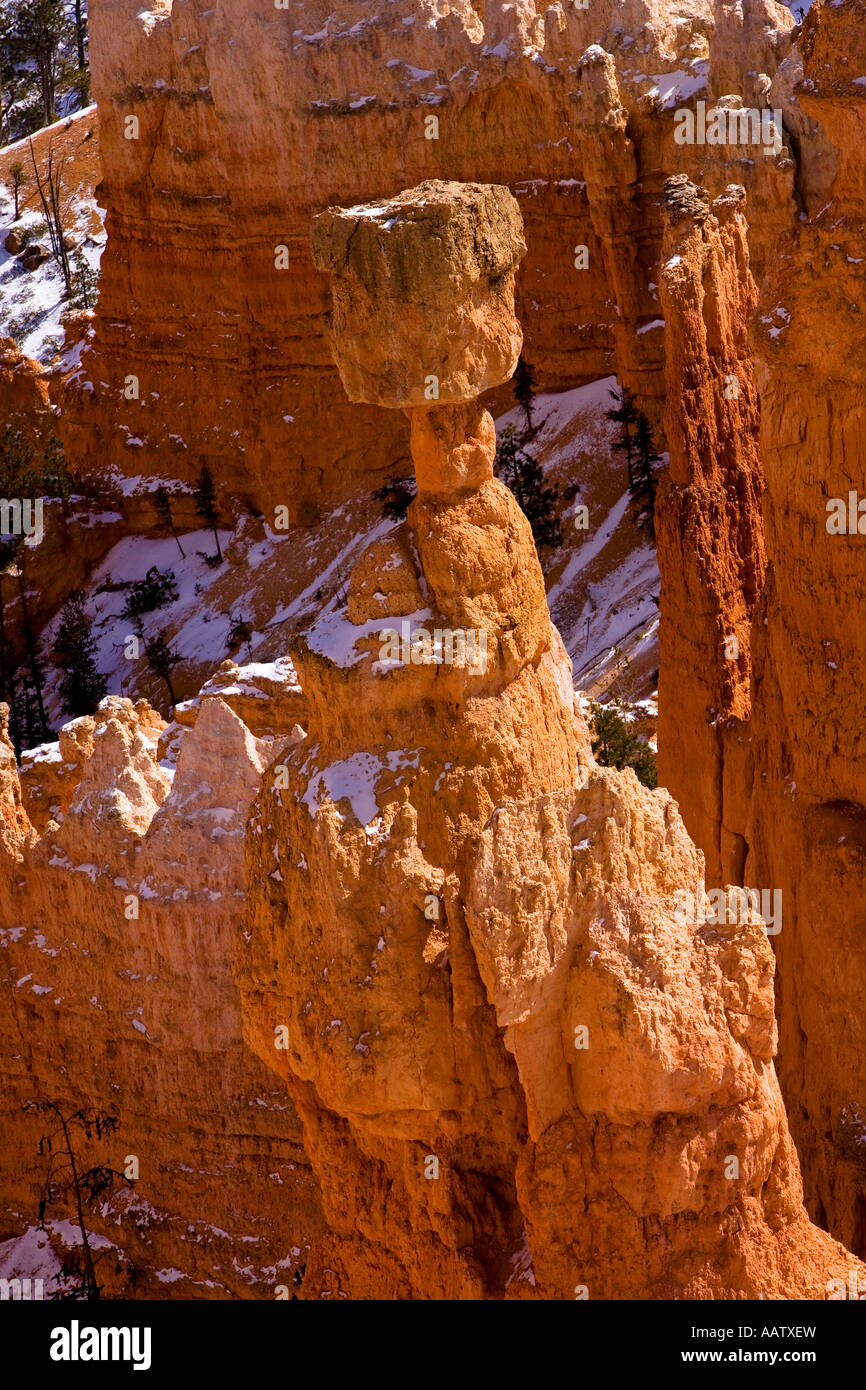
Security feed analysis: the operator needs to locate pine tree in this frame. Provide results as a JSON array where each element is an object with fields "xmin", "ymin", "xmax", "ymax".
[
  {"xmin": 630, "ymin": 412, "xmax": 662, "ymax": 541},
  {"xmin": 20, "ymin": 664, "xmax": 37, "ymax": 747},
  {"xmin": 27, "ymin": 1100, "xmax": 132, "ymax": 1302},
  {"xmin": 41, "ymin": 434, "xmax": 75, "ymax": 510},
  {"xmin": 513, "ymin": 353, "xmax": 536, "ymax": 433},
  {"xmin": 590, "ymin": 701, "xmax": 657, "ymax": 789},
  {"xmin": 69, "ymin": 248, "xmax": 98, "ymax": 310},
  {"xmin": 373, "ymin": 477, "xmax": 415, "ymax": 522},
  {"xmin": 193, "ymin": 463, "xmax": 222, "ymax": 562},
  {"xmin": 53, "ymin": 589, "xmax": 106, "ymax": 716},
  {"xmin": 0, "ymin": 38, "xmax": 26, "ymax": 143},
  {"xmin": 590, "ymin": 703, "xmax": 635, "ymax": 767},
  {"xmin": 13, "ymin": 546, "xmax": 50, "ymax": 742},
  {"xmin": 0, "ymin": 556, "xmax": 9, "ymax": 711},
  {"xmin": 606, "ymin": 385, "xmax": 640, "ymax": 489},
  {"xmin": 1, "ymin": 537, "xmax": 27, "ymax": 758},
  {"xmin": 0, "ymin": 426, "xmax": 40, "ymax": 496},
  {"xmin": 144, "ymin": 628, "xmax": 181, "ymax": 711},
  {"xmin": 72, "ymin": 0, "xmax": 86, "ymax": 72},
  {"xmin": 227, "ymin": 614, "xmax": 253, "ymax": 662},
  {"xmin": 9, "ymin": 160, "xmax": 25, "ymax": 219},
  {"xmin": 0, "ymin": 429, "xmax": 76, "ymax": 528},
  {"xmin": 0, "ymin": 542, "xmax": 19, "ymax": 756},
  {"xmin": 151, "ymin": 486, "xmax": 185, "ymax": 558},
  {"xmin": 0, "ymin": 0, "xmax": 71, "ymax": 127},
  {"xmin": 121, "ymin": 566, "xmax": 178, "ymax": 620},
  {"xmin": 6, "ymin": 666, "xmax": 23, "ymax": 761},
  {"xmin": 494, "ymin": 424, "xmax": 562, "ymax": 551}
]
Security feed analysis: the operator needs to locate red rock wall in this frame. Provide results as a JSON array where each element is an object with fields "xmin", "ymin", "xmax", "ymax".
[
  {"xmin": 64, "ymin": 0, "xmax": 796, "ymax": 512},
  {"xmin": 655, "ymin": 0, "xmax": 866, "ymax": 1259},
  {"xmin": 746, "ymin": 0, "xmax": 866, "ymax": 1256},
  {"xmin": 656, "ymin": 180, "xmax": 765, "ymax": 885}
]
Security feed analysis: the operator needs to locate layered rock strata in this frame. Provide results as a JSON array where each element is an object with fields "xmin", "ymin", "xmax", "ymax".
[
  {"xmin": 747, "ymin": 0, "xmax": 866, "ymax": 1257},
  {"xmin": 64, "ymin": 0, "xmax": 800, "ymax": 512}
]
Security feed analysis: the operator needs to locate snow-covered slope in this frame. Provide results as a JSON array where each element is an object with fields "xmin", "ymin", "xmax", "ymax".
[
  {"xmin": 0, "ymin": 106, "xmax": 103, "ymax": 363},
  {"xmin": 496, "ymin": 378, "xmax": 660, "ymax": 704},
  {"xmin": 28, "ymin": 380, "xmax": 659, "ymax": 741}
]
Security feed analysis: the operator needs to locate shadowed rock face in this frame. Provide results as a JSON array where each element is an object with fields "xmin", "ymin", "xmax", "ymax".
[
  {"xmin": 235, "ymin": 178, "xmax": 860, "ymax": 1299},
  {"xmin": 747, "ymin": 0, "xmax": 866, "ymax": 1259},
  {"xmin": 653, "ymin": 0, "xmax": 866, "ymax": 1261},
  {"xmin": 655, "ymin": 177, "xmax": 766, "ymax": 886}
]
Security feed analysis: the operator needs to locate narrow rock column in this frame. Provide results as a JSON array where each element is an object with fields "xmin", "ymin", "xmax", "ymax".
[
  {"xmin": 235, "ymin": 181, "xmax": 582, "ymax": 1298},
  {"xmin": 572, "ymin": 45, "xmax": 665, "ymax": 425},
  {"xmin": 656, "ymin": 176, "xmax": 766, "ymax": 885},
  {"xmin": 310, "ymin": 179, "xmax": 555, "ymax": 688},
  {"xmin": 747, "ymin": 0, "xmax": 866, "ymax": 1256}
]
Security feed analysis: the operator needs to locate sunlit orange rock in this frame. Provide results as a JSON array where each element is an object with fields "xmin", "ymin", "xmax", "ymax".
[{"xmin": 237, "ymin": 178, "xmax": 857, "ymax": 1299}]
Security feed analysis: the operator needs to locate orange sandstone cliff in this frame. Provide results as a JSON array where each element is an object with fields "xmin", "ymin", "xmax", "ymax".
[
  {"xmin": 60, "ymin": 0, "xmax": 800, "ymax": 514},
  {"xmin": 0, "ymin": 695, "xmax": 323, "ymax": 1297},
  {"xmin": 2, "ymin": 0, "xmax": 866, "ymax": 1303},
  {"xmin": 656, "ymin": 176, "xmax": 765, "ymax": 888},
  {"xmin": 654, "ymin": 0, "xmax": 866, "ymax": 1261},
  {"xmin": 748, "ymin": 0, "xmax": 866, "ymax": 1257}
]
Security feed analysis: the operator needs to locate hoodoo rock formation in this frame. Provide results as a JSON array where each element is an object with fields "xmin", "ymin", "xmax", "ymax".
[{"xmin": 235, "ymin": 179, "xmax": 858, "ymax": 1299}]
